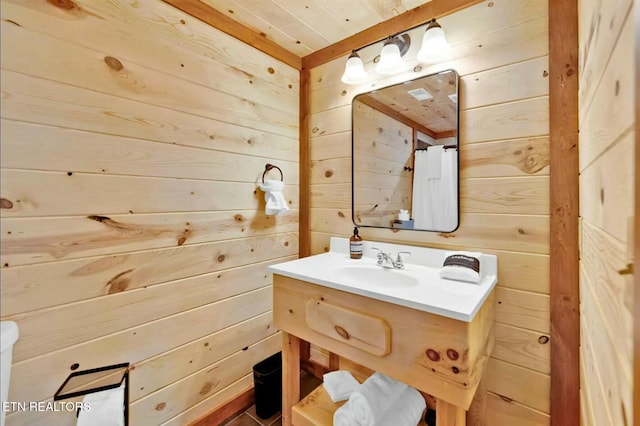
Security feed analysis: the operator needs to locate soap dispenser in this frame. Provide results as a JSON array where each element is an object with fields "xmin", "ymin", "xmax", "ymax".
[{"xmin": 350, "ymin": 227, "xmax": 363, "ymax": 259}]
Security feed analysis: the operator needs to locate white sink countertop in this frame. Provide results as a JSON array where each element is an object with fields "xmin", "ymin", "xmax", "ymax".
[{"xmin": 268, "ymin": 237, "xmax": 498, "ymax": 322}]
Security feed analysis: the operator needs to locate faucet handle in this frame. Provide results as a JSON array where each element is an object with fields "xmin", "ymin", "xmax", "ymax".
[
  {"xmin": 395, "ymin": 251, "xmax": 411, "ymax": 268},
  {"xmin": 371, "ymin": 247, "xmax": 384, "ymax": 264}
]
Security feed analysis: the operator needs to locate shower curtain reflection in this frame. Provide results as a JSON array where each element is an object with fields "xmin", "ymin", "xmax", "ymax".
[{"xmin": 411, "ymin": 147, "xmax": 458, "ymax": 231}]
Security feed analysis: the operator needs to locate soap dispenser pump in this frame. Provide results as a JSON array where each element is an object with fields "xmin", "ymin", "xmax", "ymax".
[{"xmin": 350, "ymin": 227, "xmax": 363, "ymax": 259}]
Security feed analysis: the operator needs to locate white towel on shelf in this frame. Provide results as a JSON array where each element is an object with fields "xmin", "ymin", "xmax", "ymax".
[
  {"xmin": 377, "ymin": 386, "xmax": 426, "ymax": 426},
  {"xmin": 349, "ymin": 372, "xmax": 407, "ymax": 426},
  {"xmin": 258, "ymin": 179, "xmax": 289, "ymax": 216},
  {"xmin": 323, "ymin": 370, "xmax": 360, "ymax": 403},
  {"xmin": 333, "ymin": 399, "xmax": 358, "ymax": 426},
  {"xmin": 426, "ymin": 145, "xmax": 444, "ymax": 179}
]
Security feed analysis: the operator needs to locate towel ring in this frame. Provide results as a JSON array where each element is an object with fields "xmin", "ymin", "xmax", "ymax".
[{"xmin": 262, "ymin": 163, "xmax": 283, "ymax": 183}]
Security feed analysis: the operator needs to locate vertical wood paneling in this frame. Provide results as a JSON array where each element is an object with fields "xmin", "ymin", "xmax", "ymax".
[
  {"xmin": 578, "ymin": 0, "xmax": 636, "ymax": 424},
  {"xmin": 0, "ymin": 0, "xmax": 298, "ymax": 424},
  {"xmin": 307, "ymin": 1, "xmax": 551, "ymax": 423}
]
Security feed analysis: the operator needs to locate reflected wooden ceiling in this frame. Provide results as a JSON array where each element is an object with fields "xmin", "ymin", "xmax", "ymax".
[
  {"xmin": 199, "ymin": 0, "xmax": 432, "ymax": 56},
  {"xmin": 357, "ymin": 71, "xmax": 457, "ymax": 136}
]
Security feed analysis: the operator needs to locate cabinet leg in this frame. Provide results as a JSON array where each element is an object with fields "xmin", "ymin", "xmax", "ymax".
[
  {"xmin": 282, "ymin": 332, "xmax": 300, "ymax": 426},
  {"xmin": 436, "ymin": 399, "xmax": 466, "ymax": 426}
]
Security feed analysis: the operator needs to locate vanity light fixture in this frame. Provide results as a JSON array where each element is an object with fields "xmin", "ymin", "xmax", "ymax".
[
  {"xmin": 340, "ymin": 18, "xmax": 450, "ymax": 84},
  {"xmin": 341, "ymin": 51, "xmax": 368, "ymax": 84},
  {"xmin": 375, "ymin": 35, "xmax": 410, "ymax": 75},
  {"xmin": 416, "ymin": 19, "xmax": 451, "ymax": 64}
]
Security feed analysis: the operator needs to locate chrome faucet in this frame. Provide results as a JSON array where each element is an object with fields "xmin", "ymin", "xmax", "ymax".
[{"xmin": 372, "ymin": 248, "xmax": 411, "ymax": 269}]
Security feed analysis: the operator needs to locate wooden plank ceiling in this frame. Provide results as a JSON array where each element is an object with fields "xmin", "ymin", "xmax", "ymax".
[
  {"xmin": 163, "ymin": 0, "xmax": 485, "ymax": 69},
  {"xmin": 198, "ymin": 0, "xmax": 432, "ymax": 57}
]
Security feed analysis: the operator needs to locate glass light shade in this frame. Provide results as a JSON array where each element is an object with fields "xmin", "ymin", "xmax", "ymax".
[
  {"xmin": 341, "ymin": 53, "xmax": 367, "ymax": 84},
  {"xmin": 416, "ymin": 23, "xmax": 451, "ymax": 64},
  {"xmin": 375, "ymin": 42, "xmax": 406, "ymax": 75}
]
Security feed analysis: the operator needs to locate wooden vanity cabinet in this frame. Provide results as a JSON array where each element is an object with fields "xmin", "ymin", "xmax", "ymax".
[{"xmin": 273, "ymin": 274, "xmax": 495, "ymax": 426}]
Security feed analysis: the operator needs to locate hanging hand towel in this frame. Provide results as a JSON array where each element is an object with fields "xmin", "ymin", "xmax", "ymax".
[
  {"xmin": 348, "ymin": 372, "xmax": 407, "ymax": 425},
  {"xmin": 259, "ymin": 179, "xmax": 290, "ymax": 216},
  {"xmin": 426, "ymin": 145, "xmax": 444, "ymax": 179}
]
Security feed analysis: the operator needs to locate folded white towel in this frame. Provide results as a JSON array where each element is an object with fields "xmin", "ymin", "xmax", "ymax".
[
  {"xmin": 334, "ymin": 399, "xmax": 358, "ymax": 426},
  {"xmin": 440, "ymin": 251, "xmax": 482, "ymax": 283},
  {"xmin": 349, "ymin": 372, "xmax": 407, "ymax": 426},
  {"xmin": 259, "ymin": 179, "xmax": 290, "ymax": 216},
  {"xmin": 323, "ymin": 370, "xmax": 360, "ymax": 403},
  {"xmin": 378, "ymin": 386, "xmax": 426, "ymax": 426},
  {"xmin": 426, "ymin": 145, "xmax": 444, "ymax": 179}
]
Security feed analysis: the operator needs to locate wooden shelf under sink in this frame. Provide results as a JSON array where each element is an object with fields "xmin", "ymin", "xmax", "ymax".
[{"xmin": 291, "ymin": 380, "xmax": 428, "ymax": 426}]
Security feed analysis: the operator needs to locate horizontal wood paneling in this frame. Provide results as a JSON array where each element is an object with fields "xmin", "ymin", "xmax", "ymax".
[
  {"xmin": 130, "ymin": 333, "xmax": 281, "ymax": 424},
  {"xmin": 9, "ymin": 294, "xmax": 279, "ymax": 404},
  {"xmin": 131, "ymin": 314, "xmax": 277, "ymax": 401},
  {"xmin": 310, "ymin": 132, "xmax": 351, "ymax": 161},
  {"xmin": 495, "ymin": 288, "xmax": 550, "ymax": 334},
  {"xmin": 307, "ymin": 1, "xmax": 550, "ymax": 423},
  {"xmin": 460, "ymin": 177, "xmax": 549, "ymax": 215},
  {"xmin": 2, "ymin": 73, "xmax": 299, "ymax": 162},
  {"xmin": 485, "ymin": 392, "xmax": 549, "ymax": 426},
  {"xmin": 1, "ymin": 210, "xmax": 298, "ymax": 267},
  {"xmin": 579, "ymin": 7, "xmax": 634, "ymax": 169},
  {"xmin": 0, "ymin": 0, "xmax": 299, "ymax": 422},
  {"xmin": 460, "ymin": 57, "xmax": 549, "ymax": 110},
  {"xmin": 578, "ymin": 0, "xmax": 635, "ymax": 422},
  {"xmin": 493, "ymin": 323, "xmax": 550, "ymax": 374},
  {"xmin": 0, "ymin": 0, "xmax": 300, "ymax": 89},
  {"xmin": 6, "ymin": 258, "xmax": 290, "ymax": 361},
  {"xmin": 1, "ymin": 22, "xmax": 298, "ymax": 136},
  {"xmin": 2, "ymin": 233, "xmax": 297, "ymax": 316},
  {"xmin": 579, "ymin": 131, "xmax": 635, "ymax": 242},
  {"xmin": 0, "ymin": 169, "xmax": 299, "ymax": 217},
  {"xmin": 161, "ymin": 375, "xmax": 254, "ymax": 426},
  {"xmin": 578, "ymin": 0, "xmax": 634, "ymax": 124},
  {"xmin": 486, "ymin": 358, "xmax": 550, "ymax": 413},
  {"xmin": 0, "ymin": 120, "xmax": 300, "ymax": 183},
  {"xmin": 460, "ymin": 137, "xmax": 550, "ymax": 179},
  {"xmin": 580, "ymin": 269, "xmax": 632, "ymax": 426},
  {"xmin": 311, "ymin": 177, "xmax": 549, "ymax": 216},
  {"xmin": 309, "ymin": 96, "xmax": 549, "ymax": 144},
  {"xmin": 460, "ymin": 97, "xmax": 549, "ymax": 145},
  {"xmin": 312, "ymin": 210, "xmax": 549, "ymax": 254},
  {"xmin": 580, "ymin": 220, "xmax": 634, "ymax": 372}
]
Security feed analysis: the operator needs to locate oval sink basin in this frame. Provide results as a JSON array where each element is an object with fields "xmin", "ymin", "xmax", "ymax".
[{"xmin": 332, "ymin": 266, "xmax": 420, "ymax": 288}]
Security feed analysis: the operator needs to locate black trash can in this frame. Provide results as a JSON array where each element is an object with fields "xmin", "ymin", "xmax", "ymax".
[{"xmin": 252, "ymin": 352, "xmax": 282, "ymax": 419}]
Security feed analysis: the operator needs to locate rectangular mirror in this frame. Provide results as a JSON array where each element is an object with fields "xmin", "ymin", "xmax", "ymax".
[{"xmin": 352, "ymin": 69, "xmax": 459, "ymax": 232}]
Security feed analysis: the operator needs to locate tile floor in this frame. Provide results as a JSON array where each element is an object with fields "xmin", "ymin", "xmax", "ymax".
[{"xmin": 223, "ymin": 372, "xmax": 322, "ymax": 426}]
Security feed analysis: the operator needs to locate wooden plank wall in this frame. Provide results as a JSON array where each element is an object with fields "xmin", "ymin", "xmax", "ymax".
[
  {"xmin": 0, "ymin": 0, "xmax": 298, "ymax": 424},
  {"xmin": 353, "ymin": 102, "xmax": 413, "ymax": 227},
  {"xmin": 577, "ymin": 0, "xmax": 635, "ymax": 425},
  {"xmin": 307, "ymin": 0, "xmax": 551, "ymax": 424}
]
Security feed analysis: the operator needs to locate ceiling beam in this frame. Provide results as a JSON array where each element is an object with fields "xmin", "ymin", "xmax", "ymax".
[
  {"xmin": 302, "ymin": 0, "xmax": 484, "ymax": 69},
  {"xmin": 162, "ymin": 0, "xmax": 302, "ymax": 70}
]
